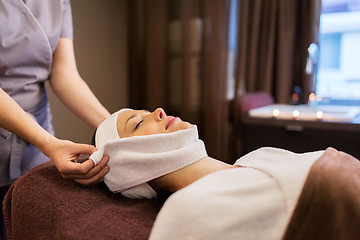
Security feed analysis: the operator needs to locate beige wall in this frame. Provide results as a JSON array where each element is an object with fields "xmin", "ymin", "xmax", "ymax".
[{"xmin": 46, "ymin": 0, "xmax": 128, "ymax": 144}]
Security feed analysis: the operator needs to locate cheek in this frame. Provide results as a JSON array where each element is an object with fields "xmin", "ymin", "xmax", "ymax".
[
  {"xmin": 137, "ymin": 124, "xmax": 164, "ymax": 136},
  {"xmin": 170, "ymin": 121, "xmax": 192, "ymax": 132},
  {"xmin": 182, "ymin": 122, "xmax": 193, "ymax": 129}
]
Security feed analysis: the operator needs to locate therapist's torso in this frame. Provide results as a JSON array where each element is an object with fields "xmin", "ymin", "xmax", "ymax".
[{"xmin": 0, "ymin": 0, "xmax": 74, "ymax": 186}]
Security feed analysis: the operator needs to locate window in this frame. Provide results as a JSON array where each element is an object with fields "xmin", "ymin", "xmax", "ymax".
[
  {"xmin": 316, "ymin": 0, "xmax": 360, "ymax": 106},
  {"xmin": 227, "ymin": 0, "xmax": 238, "ymax": 100}
]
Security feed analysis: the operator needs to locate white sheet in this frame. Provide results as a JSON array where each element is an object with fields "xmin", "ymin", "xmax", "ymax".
[{"xmin": 149, "ymin": 147, "xmax": 324, "ymax": 240}]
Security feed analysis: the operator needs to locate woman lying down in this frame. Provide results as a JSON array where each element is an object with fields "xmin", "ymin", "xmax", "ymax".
[{"xmin": 91, "ymin": 108, "xmax": 360, "ymax": 240}]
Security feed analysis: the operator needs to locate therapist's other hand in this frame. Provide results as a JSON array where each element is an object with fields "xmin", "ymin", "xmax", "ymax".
[{"xmin": 45, "ymin": 139, "xmax": 110, "ymax": 186}]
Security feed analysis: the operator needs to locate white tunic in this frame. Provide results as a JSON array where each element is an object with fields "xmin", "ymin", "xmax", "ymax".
[{"xmin": 0, "ymin": 0, "xmax": 73, "ymax": 186}]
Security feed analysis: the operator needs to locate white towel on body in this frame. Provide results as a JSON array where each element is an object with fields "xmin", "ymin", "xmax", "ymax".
[{"xmin": 150, "ymin": 147, "xmax": 324, "ymax": 240}]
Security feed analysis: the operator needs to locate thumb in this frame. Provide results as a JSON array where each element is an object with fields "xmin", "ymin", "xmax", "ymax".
[{"xmin": 75, "ymin": 143, "xmax": 97, "ymax": 155}]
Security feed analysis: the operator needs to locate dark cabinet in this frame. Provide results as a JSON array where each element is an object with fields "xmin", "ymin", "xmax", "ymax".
[{"xmin": 241, "ymin": 116, "xmax": 360, "ymax": 159}]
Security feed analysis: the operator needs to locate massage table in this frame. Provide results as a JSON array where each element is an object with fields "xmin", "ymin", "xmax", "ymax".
[
  {"xmin": 3, "ymin": 161, "xmax": 161, "ymax": 240},
  {"xmin": 3, "ymin": 148, "xmax": 360, "ymax": 239}
]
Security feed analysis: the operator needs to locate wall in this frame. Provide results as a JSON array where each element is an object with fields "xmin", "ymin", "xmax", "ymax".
[{"xmin": 46, "ymin": 0, "xmax": 128, "ymax": 144}]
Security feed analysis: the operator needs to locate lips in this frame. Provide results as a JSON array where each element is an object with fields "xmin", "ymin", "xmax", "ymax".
[{"xmin": 166, "ymin": 116, "xmax": 178, "ymax": 130}]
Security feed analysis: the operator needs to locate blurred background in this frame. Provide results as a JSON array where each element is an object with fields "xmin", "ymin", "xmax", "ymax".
[
  {"xmin": 48, "ymin": 0, "xmax": 360, "ymax": 163},
  {"xmin": 46, "ymin": 0, "xmax": 128, "ymax": 144}
]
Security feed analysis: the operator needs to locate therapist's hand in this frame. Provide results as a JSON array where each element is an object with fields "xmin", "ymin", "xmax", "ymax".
[{"xmin": 45, "ymin": 138, "xmax": 110, "ymax": 186}]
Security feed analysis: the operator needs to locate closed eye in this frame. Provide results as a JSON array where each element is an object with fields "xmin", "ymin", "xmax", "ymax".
[{"xmin": 135, "ymin": 120, "xmax": 143, "ymax": 130}]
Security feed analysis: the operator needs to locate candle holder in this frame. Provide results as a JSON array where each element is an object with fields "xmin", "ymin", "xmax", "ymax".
[{"xmin": 308, "ymin": 92, "xmax": 317, "ymax": 108}]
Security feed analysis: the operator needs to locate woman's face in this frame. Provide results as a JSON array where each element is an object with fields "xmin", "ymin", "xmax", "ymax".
[{"xmin": 117, "ymin": 108, "xmax": 193, "ymax": 138}]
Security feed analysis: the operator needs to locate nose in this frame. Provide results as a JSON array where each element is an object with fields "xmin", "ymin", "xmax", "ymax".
[{"xmin": 152, "ymin": 108, "xmax": 166, "ymax": 121}]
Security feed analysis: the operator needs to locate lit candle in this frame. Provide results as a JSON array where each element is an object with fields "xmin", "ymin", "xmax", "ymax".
[
  {"xmin": 272, "ymin": 109, "xmax": 280, "ymax": 117},
  {"xmin": 308, "ymin": 93, "xmax": 316, "ymax": 107},
  {"xmin": 316, "ymin": 110, "xmax": 323, "ymax": 120},
  {"xmin": 309, "ymin": 93, "xmax": 316, "ymax": 102},
  {"xmin": 293, "ymin": 110, "xmax": 300, "ymax": 119}
]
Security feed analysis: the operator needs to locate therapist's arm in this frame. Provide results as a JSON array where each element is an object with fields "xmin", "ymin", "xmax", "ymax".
[
  {"xmin": 49, "ymin": 38, "xmax": 110, "ymax": 129},
  {"xmin": 0, "ymin": 88, "xmax": 109, "ymax": 186}
]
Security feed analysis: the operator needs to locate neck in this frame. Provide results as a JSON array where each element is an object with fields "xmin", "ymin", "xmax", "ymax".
[{"xmin": 149, "ymin": 156, "xmax": 238, "ymax": 193}]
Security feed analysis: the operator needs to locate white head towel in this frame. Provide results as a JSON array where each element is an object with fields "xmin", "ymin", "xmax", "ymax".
[
  {"xmin": 90, "ymin": 109, "xmax": 208, "ymax": 199},
  {"xmin": 94, "ymin": 108, "xmax": 132, "ymax": 147}
]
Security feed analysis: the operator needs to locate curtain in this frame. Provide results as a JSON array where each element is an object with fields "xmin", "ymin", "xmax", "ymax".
[
  {"xmin": 234, "ymin": 0, "xmax": 321, "ymax": 108},
  {"xmin": 127, "ymin": 0, "xmax": 232, "ymax": 162},
  {"xmin": 127, "ymin": 0, "xmax": 321, "ymax": 162},
  {"xmin": 201, "ymin": 0, "xmax": 232, "ymax": 161},
  {"xmin": 232, "ymin": 0, "xmax": 321, "ymax": 157},
  {"xmin": 127, "ymin": 0, "xmax": 168, "ymax": 110}
]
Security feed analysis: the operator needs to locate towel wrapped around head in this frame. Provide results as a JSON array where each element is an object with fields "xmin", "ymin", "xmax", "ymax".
[{"xmin": 90, "ymin": 109, "xmax": 208, "ymax": 199}]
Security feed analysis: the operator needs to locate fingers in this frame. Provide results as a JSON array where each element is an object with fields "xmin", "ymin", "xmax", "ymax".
[
  {"xmin": 51, "ymin": 140, "xmax": 110, "ymax": 186},
  {"xmin": 62, "ymin": 155, "xmax": 110, "ymax": 186},
  {"xmin": 75, "ymin": 144, "xmax": 97, "ymax": 155},
  {"xmin": 51, "ymin": 142, "xmax": 97, "ymax": 175},
  {"xmin": 74, "ymin": 165, "xmax": 109, "ymax": 186},
  {"xmin": 85, "ymin": 155, "xmax": 110, "ymax": 177},
  {"xmin": 58, "ymin": 159, "xmax": 94, "ymax": 176}
]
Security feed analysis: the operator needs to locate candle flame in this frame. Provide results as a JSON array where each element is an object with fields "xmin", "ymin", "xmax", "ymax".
[{"xmin": 309, "ymin": 93, "xmax": 316, "ymax": 102}]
